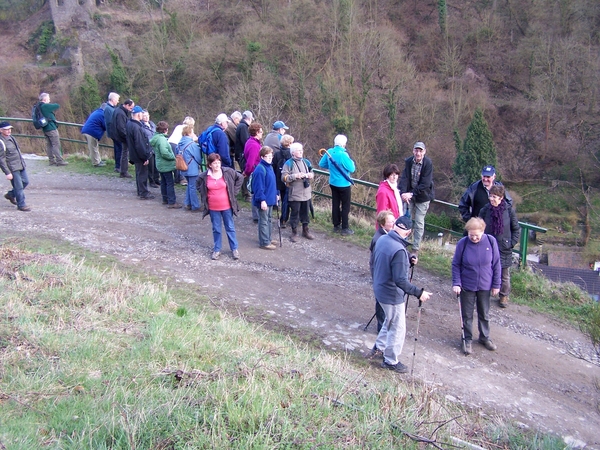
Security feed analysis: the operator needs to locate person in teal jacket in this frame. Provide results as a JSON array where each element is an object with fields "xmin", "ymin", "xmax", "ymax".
[
  {"xmin": 176, "ymin": 125, "xmax": 202, "ymax": 211},
  {"xmin": 318, "ymin": 134, "xmax": 356, "ymax": 235},
  {"xmin": 150, "ymin": 121, "xmax": 181, "ymax": 208},
  {"xmin": 39, "ymin": 92, "xmax": 67, "ymax": 166}
]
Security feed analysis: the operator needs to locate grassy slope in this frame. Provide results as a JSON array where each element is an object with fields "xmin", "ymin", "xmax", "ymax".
[{"xmin": 0, "ymin": 236, "xmax": 565, "ymax": 449}]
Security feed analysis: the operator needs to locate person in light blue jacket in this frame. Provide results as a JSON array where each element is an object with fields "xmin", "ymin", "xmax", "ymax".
[
  {"xmin": 318, "ymin": 134, "xmax": 356, "ymax": 235},
  {"xmin": 177, "ymin": 125, "xmax": 202, "ymax": 211}
]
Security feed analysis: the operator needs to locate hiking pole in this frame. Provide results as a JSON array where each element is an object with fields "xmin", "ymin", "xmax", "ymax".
[
  {"xmin": 363, "ymin": 312, "xmax": 376, "ymax": 331},
  {"xmin": 404, "ymin": 262, "xmax": 415, "ymax": 313},
  {"xmin": 457, "ymin": 293, "xmax": 468, "ymax": 355},
  {"xmin": 276, "ymin": 199, "xmax": 282, "ymax": 247},
  {"xmin": 410, "ymin": 299, "xmax": 423, "ymax": 376}
]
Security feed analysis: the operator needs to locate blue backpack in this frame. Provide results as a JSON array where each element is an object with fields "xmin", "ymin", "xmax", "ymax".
[{"xmin": 199, "ymin": 125, "xmax": 219, "ymax": 155}]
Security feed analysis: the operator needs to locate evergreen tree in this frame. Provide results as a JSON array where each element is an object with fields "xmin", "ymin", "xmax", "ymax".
[{"xmin": 453, "ymin": 108, "xmax": 497, "ymax": 186}]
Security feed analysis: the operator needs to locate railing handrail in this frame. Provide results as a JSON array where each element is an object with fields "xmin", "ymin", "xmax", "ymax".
[{"xmin": 2, "ymin": 116, "xmax": 546, "ymax": 265}]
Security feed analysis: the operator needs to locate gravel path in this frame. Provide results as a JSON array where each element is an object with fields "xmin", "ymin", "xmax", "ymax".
[{"xmin": 1, "ymin": 157, "xmax": 599, "ymax": 448}]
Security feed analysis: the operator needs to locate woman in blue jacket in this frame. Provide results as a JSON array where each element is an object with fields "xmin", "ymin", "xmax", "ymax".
[
  {"xmin": 252, "ymin": 146, "xmax": 278, "ymax": 250},
  {"xmin": 177, "ymin": 125, "xmax": 201, "ymax": 211},
  {"xmin": 452, "ymin": 217, "xmax": 501, "ymax": 355}
]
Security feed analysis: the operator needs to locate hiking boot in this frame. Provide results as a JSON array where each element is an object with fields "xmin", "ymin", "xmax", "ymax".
[
  {"xmin": 381, "ymin": 361, "xmax": 409, "ymax": 373},
  {"xmin": 479, "ymin": 338, "xmax": 497, "ymax": 351},
  {"xmin": 139, "ymin": 194, "xmax": 155, "ymax": 200},
  {"xmin": 340, "ymin": 228, "xmax": 354, "ymax": 235},
  {"xmin": 56, "ymin": 161, "xmax": 69, "ymax": 166},
  {"xmin": 232, "ymin": 249, "xmax": 240, "ymax": 260},
  {"xmin": 499, "ymin": 296, "xmax": 509, "ymax": 308},
  {"xmin": 167, "ymin": 203, "xmax": 183, "ymax": 209},
  {"xmin": 93, "ymin": 161, "xmax": 106, "ymax": 167},
  {"xmin": 18, "ymin": 206, "xmax": 31, "ymax": 212},
  {"xmin": 211, "ymin": 251, "xmax": 220, "ymax": 260},
  {"xmin": 120, "ymin": 173, "xmax": 132, "ymax": 178},
  {"xmin": 302, "ymin": 224, "xmax": 314, "ymax": 240},
  {"xmin": 462, "ymin": 340, "xmax": 472, "ymax": 355},
  {"xmin": 365, "ymin": 345, "xmax": 383, "ymax": 360},
  {"xmin": 149, "ymin": 183, "xmax": 160, "ymax": 189},
  {"xmin": 260, "ymin": 244, "xmax": 277, "ymax": 250},
  {"xmin": 4, "ymin": 193, "xmax": 16, "ymax": 205},
  {"xmin": 180, "ymin": 179, "xmax": 188, "ymax": 186},
  {"xmin": 290, "ymin": 228, "xmax": 298, "ymax": 243},
  {"xmin": 333, "ymin": 225, "xmax": 341, "ymax": 233},
  {"xmin": 280, "ymin": 220, "xmax": 287, "ymax": 229}
]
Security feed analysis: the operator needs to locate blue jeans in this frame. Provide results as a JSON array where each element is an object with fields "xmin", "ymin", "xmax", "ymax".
[
  {"xmin": 184, "ymin": 175, "xmax": 199, "ymax": 210},
  {"xmin": 258, "ymin": 206, "xmax": 273, "ymax": 246},
  {"xmin": 160, "ymin": 171, "xmax": 176, "ymax": 204},
  {"xmin": 209, "ymin": 209, "xmax": 238, "ymax": 252},
  {"xmin": 9, "ymin": 169, "xmax": 29, "ymax": 208}
]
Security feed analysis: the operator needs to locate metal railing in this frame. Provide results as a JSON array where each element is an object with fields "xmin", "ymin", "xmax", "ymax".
[
  {"xmin": 2, "ymin": 116, "xmax": 546, "ymax": 265},
  {"xmin": 312, "ymin": 168, "xmax": 547, "ymax": 266}
]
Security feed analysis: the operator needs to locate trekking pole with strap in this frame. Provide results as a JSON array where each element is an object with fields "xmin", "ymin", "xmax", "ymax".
[
  {"xmin": 276, "ymin": 198, "xmax": 282, "ymax": 247},
  {"xmin": 404, "ymin": 261, "xmax": 415, "ymax": 313},
  {"xmin": 410, "ymin": 299, "xmax": 423, "ymax": 376},
  {"xmin": 457, "ymin": 292, "xmax": 468, "ymax": 355},
  {"xmin": 363, "ymin": 311, "xmax": 376, "ymax": 332}
]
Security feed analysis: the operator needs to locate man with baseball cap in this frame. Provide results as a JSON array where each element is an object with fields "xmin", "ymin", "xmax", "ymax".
[
  {"xmin": 0, "ymin": 122, "xmax": 30, "ymax": 211},
  {"xmin": 458, "ymin": 165, "xmax": 512, "ymax": 223},
  {"xmin": 399, "ymin": 141, "xmax": 435, "ymax": 260},
  {"xmin": 370, "ymin": 215, "xmax": 432, "ymax": 373},
  {"xmin": 263, "ymin": 120, "xmax": 289, "ymax": 153}
]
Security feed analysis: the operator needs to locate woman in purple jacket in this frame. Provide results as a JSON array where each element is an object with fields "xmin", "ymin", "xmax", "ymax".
[{"xmin": 452, "ymin": 217, "xmax": 501, "ymax": 355}]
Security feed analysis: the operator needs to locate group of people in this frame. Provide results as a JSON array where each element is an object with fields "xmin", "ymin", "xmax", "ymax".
[
  {"xmin": 368, "ymin": 155, "xmax": 519, "ymax": 372},
  {"xmin": 1, "ymin": 93, "xmax": 521, "ymax": 368}
]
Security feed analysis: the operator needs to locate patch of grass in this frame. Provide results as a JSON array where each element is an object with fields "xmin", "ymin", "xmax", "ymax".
[
  {"xmin": 510, "ymin": 267, "xmax": 594, "ymax": 325},
  {"xmin": 0, "ymin": 240, "xmax": 564, "ymax": 449}
]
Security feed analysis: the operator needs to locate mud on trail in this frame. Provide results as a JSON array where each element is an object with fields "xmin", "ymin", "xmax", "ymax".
[{"xmin": 1, "ymin": 158, "xmax": 599, "ymax": 448}]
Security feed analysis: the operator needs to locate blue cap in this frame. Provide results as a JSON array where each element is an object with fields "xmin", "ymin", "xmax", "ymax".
[
  {"xmin": 132, "ymin": 106, "xmax": 144, "ymax": 114},
  {"xmin": 273, "ymin": 121, "xmax": 289, "ymax": 130},
  {"xmin": 481, "ymin": 166, "xmax": 496, "ymax": 177}
]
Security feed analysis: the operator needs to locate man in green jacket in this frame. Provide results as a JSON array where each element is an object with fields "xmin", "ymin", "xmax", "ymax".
[{"xmin": 39, "ymin": 92, "xmax": 68, "ymax": 166}]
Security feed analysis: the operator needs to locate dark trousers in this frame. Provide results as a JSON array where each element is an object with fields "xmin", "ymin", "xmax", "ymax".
[
  {"xmin": 113, "ymin": 140, "xmax": 122, "ymax": 170},
  {"xmin": 289, "ymin": 200, "xmax": 309, "ymax": 229},
  {"xmin": 148, "ymin": 154, "xmax": 159, "ymax": 184},
  {"xmin": 279, "ymin": 188, "xmax": 290, "ymax": 223},
  {"xmin": 375, "ymin": 300, "xmax": 385, "ymax": 333},
  {"xmin": 134, "ymin": 162, "xmax": 149, "ymax": 198},
  {"xmin": 120, "ymin": 141, "xmax": 129, "ymax": 175},
  {"xmin": 160, "ymin": 171, "xmax": 176, "ymax": 204},
  {"xmin": 460, "ymin": 289, "xmax": 491, "ymax": 342},
  {"xmin": 330, "ymin": 185, "xmax": 351, "ymax": 229}
]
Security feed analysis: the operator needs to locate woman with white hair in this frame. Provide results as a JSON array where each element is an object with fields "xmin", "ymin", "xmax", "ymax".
[
  {"xmin": 281, "ymin": 142, "xmax": 314, "ymax": 242},
  {"xmin": 168, "ymin": 116, "xmax": 196, "ymax": 186},
  {"xmin": 318, "ymin": 134, "xmax": 356, "ymax": 235}
]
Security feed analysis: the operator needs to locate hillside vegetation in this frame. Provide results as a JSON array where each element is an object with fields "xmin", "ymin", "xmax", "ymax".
[{"xmin": 0, "ymin": 0, "xmax": 599, "ymax": 245}]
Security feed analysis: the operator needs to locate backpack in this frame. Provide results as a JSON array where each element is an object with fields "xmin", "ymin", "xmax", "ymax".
[
  {"xmin": 199, "ymin": 125, "xmax": 219, "ymax": 156},
  {"xmin": 31, "ymin": 102, "xmax": 48, "ymax": 129}
]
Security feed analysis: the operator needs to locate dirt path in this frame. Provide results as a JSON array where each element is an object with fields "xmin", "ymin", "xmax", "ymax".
[{"xmin": 1, "ymin": 158, "xmax": 599, "ymax": 448}]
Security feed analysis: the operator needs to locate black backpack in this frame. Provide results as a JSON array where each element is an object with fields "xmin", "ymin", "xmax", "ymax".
[{"xmin": 31, "ymin": 102, "xmax": 48, "ymax": 129}]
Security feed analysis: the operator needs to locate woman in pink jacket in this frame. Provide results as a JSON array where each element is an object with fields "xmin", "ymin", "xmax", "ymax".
[{"xmin": 375, "ymin": 164, "xmax": 402, "ymax": 226}]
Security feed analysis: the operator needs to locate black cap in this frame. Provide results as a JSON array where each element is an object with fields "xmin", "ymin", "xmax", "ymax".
[{"xmin": 395, "ymin": 216, "xmax": 413, "ymax": 230}]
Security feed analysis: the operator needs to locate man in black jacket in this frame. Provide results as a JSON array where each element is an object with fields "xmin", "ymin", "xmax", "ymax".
[
  {"xmin": 458, "ymin": 165, "xmax": 512, "ymax": 223},
  {"xmin": 235, "ymin": 110, "xmax": 253, "ymax": 200},
  {"xmin": 398, "ymin": 141, "xmax": 434, "ymax": 258},
  {"xmin": 126, "ymin": 106, "xmax": 154, "ymax": 200},
  {"xmin": 110, "ymin": 99, "xmax": 135, "ymax": 179}
]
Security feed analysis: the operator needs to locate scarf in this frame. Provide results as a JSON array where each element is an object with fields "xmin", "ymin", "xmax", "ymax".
[
  {"xmin": 386, "ymin": 179, "xmax": 402, "ymax": 215},
  {"xmin": 490, "ymin": 200, "xmax": 506, "ymax": 235}
]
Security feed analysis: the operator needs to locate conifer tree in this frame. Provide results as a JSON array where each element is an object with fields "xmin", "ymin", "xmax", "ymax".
[{"xmin": 453, "ymin": 108, "xmax": 497, "ymax": 186}]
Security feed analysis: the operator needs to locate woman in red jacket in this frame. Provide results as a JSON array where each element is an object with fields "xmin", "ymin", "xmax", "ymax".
[{"xmin": 375, "ymin": 164, "xmax": 402, "ymax": 226}]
